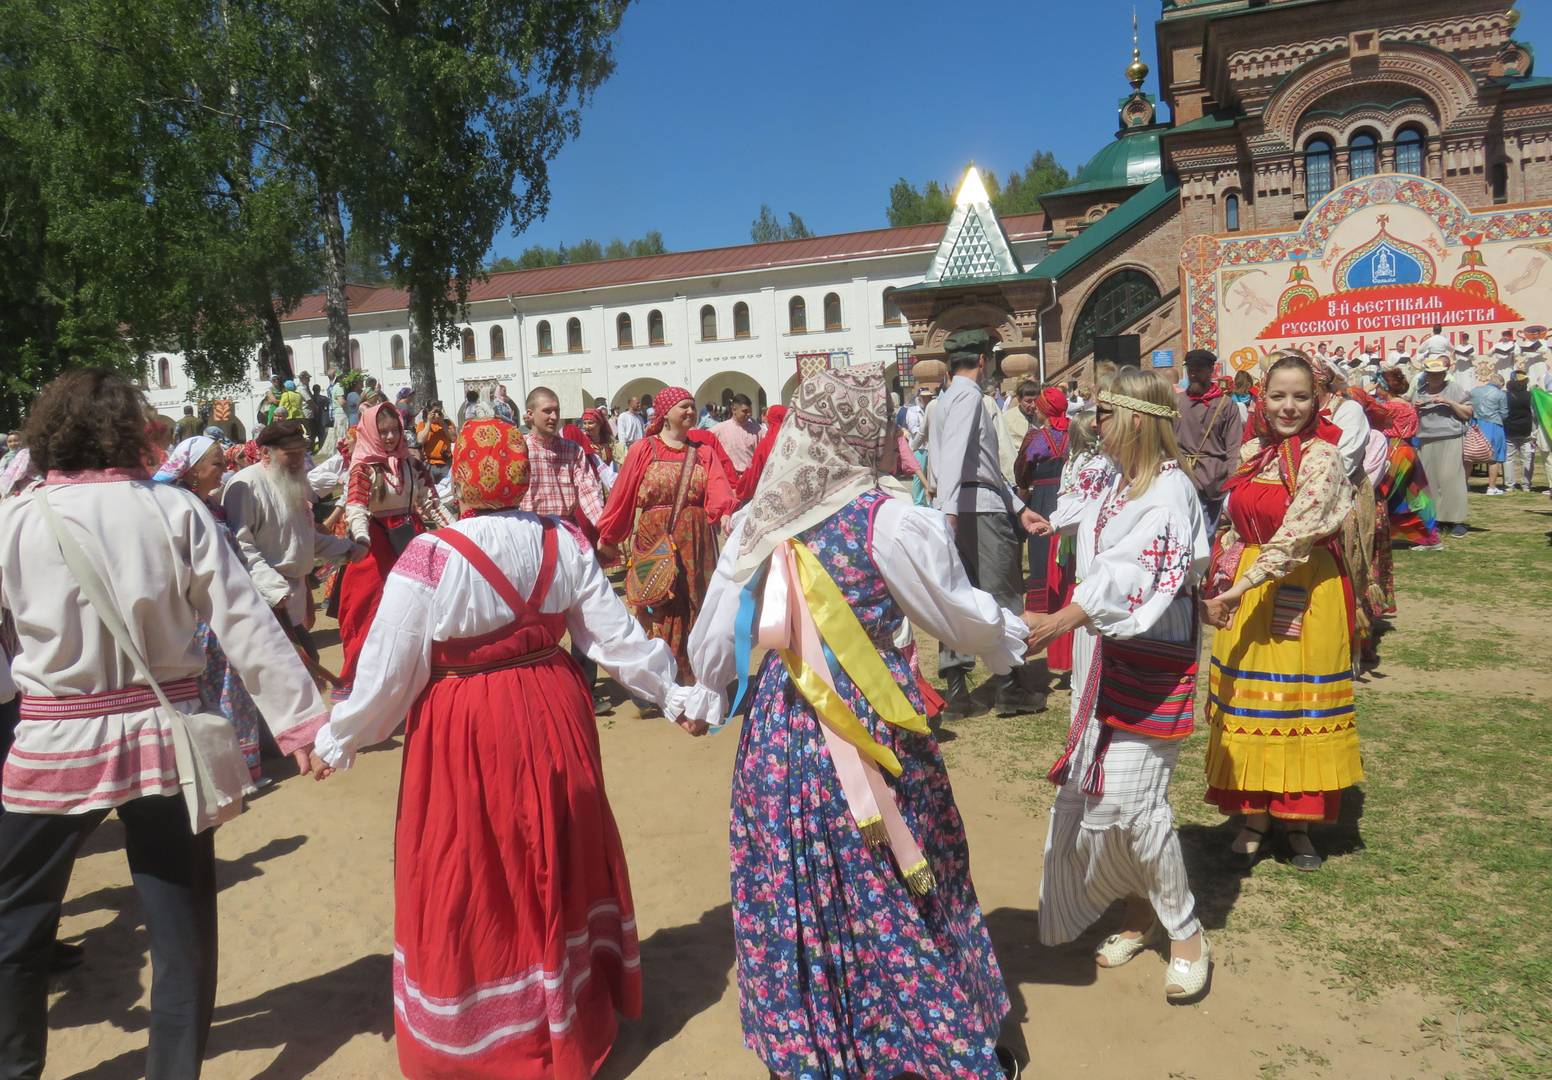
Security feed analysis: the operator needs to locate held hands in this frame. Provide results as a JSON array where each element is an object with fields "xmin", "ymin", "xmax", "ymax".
[
  {"xmin": 1020, "ymin": 508, "xmax": 1053, "ymax": 537},
  {"xmin": 292, "ymin": 747, "xmax": 335, "ymax": 781},
  {"xmin": 347, "ymin": 541, "xmax": 370, "ymax": 563},
  {"xmin": 1023, "ymin": 604, "xmax": 1088, "ymax": 654},
  {"xmin": 597, "ymin": 541, "xmax": 621, "ymax": 567},
  {"xmin": 676, "ymin": 716, "xmax": 710, "ymax": 737},
  {"xmin": 1202, "ymin": 584, "xmax": 1246, "ymax": 629}
]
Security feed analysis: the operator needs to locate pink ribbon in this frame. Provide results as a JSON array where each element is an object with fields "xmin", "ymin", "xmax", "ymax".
[{"xmin": 760, "ymin": 545, "xmax": 933, "ymax": 892}]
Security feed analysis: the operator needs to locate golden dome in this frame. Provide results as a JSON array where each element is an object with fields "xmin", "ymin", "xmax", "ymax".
[
  {"xmin": 1127, "ymin": 51, "xmax": 1150, "ymax": 89},
  {"xmin": 1507, "ymin": 7, "xmax": 1521, "ymax": 30}
]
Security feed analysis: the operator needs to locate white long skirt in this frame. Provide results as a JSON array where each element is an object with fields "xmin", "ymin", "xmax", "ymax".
[{"xmin": 1037, "ymin": 626, "xmax": 1201, "ymax": 945}]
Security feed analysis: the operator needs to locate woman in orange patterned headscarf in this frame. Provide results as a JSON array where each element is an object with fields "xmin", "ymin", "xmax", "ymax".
[{"xmin": 314, "ymin": 417, "xmax": 718, "ymax": 1080}]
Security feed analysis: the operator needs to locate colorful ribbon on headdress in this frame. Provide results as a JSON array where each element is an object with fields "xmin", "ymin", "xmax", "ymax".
[{"xmin": 738, "ymin": 538, "xmax": 935, "ymax": 895}]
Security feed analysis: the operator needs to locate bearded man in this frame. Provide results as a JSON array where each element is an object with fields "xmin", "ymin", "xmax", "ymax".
[{"xmin": 222, "ymin": 420, "xmax": 363, "ymax": 634}]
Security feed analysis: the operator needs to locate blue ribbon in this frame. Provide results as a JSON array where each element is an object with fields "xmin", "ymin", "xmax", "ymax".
[{"xmin": 727, "ymin": 566, "xmax": 766, "ymax": 719}]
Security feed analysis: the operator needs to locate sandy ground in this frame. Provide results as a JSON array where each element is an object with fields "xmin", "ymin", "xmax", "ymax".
[{"xmin": 39, "ymin": 625, "xmax": 1474, "ymax": 1080}]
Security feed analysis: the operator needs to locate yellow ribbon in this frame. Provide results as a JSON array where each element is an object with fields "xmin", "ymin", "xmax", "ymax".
[
  {"xmin": 788, "ymin": 541, "xmax": 929, "ymax": 737},
  {"xmin": 781, "ymin": 651, "xmax": 904, "ymax": 777}
]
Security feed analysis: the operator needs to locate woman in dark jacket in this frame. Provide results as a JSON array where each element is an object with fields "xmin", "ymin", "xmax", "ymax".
[{"xmin": 1503, "ymin": 371, "xmax": 1537, "ymax": 492}]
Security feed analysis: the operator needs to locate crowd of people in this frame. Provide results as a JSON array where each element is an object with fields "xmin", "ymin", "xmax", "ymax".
[{"xmin": 0, "ymin": 324, "xmax": 1547, "ymax": 1079}]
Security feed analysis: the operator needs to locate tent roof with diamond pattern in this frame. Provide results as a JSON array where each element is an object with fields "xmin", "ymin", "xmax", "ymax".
[{"xmin": 919, "ymin": 167, "xmax": 1024, "ymax": 285}]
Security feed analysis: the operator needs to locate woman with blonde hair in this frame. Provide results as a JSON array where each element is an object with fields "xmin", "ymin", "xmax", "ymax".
[
  {"xmin": 1203, "ymin": 350, "xmax": 1359, "ymax": 872},
  {"xmin": 1025, "ymin": 366, "xmax": 1213, "ymax": 1002}
]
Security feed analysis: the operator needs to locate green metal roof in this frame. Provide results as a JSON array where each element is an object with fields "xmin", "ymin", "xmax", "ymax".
[
  {"xmin": 1027, "ymin": 175, "xmax": 1180, "ymax": 282},
  {"xmin": 1167, "ymin": 110, "xmax": 1242, "ymax": 136},
  {"xmin": 1041, "ymin": 129, "xmax": 1163, "ymax": 200}
]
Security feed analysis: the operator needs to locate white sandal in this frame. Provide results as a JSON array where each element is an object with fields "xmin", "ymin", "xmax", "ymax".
[
  {"xmin": 1164, "ymin": 935, "xmax": 1212, "ymax": 1002},
  {"xmin": 1095, "ymin": 924, "xmax": 1156, "ymax": 968}
]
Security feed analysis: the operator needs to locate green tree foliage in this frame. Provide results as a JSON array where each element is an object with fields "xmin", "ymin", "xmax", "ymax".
[
  {"xmin": 488, "ymin": 230, "xmax": 667, "ymax": 272},
  {"xmin": 0, "ymin": 0, "xmax": 321, "ymax": 423},
  {"xmin": 0, "ymin": 0, "xmax": 629, "ymax": 424},
  {"xmin": 349, "ymin": 0, "xmax": 630, "ymax": 405},
  {"xmin": 885, "ymin": 152, "xmax": 1072, "ymax": 226},
  {"xmin": 750, "ymin": 204, "xmax": 813, "ymax": 243},
  {"xmin": 345, "ymin": 228, "xmax": 393, "ymax": 286}
]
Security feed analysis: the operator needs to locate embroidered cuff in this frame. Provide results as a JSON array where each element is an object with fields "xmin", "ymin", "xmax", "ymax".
[{"xmin": 276, "ymin": 711, "xmax": 329, "ymax": 756}]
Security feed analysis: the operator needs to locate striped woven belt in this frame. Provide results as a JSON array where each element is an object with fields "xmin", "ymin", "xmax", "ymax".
[
  {"xmin": 19, "ymin": 677, "xmax": 202, "ymax": 721},
  {"xmin": 429, "ymin": 645, "xmax": 560, "ymax": 680}
]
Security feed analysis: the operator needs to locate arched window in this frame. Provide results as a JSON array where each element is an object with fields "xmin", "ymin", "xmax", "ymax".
[
  {"xmin": 882, "ymin": 287, "xmax": 902, "ymax": 326},
  {"xmin": 1305, "ymin": 138, "xmax": 1334, "ymax": 207},
  {"xmin": 617, "ymin": 312, "xmax": 633, "ymax": 349},
  {"xmin": 733, "ymin": 302, "xmax": 750, "ymax": 339},
  {"xmin": 1348, "ymin": 132, "xmax": 1377, "ymax": 180},
  {"xmin": 1224, "ymin": 193, "xmax": 1241, "ymax": 233},
  {"xmin": 647, "ymin": 309, "xmax": 665, "ymax": 346},
  {"xmin": 700, "ymin": 305, "xmax": 717, "ymax": 341},
  {"xmin": 490, "ymin": 326, "xmax": 506, "ymax": 359},
  {"xmin": 789, "ymin": 296, "xmax": 807, "ymax": 333},
  {"xmin": 390, "ymin": 334, "xmax": 405, "ymax": 369},
  {"xmin": 1070, "ymin": 270, "xmax": 1163, "ymax": 359},
  {"xmin": 566, "ymin": 317, "xmax": 582, "ymax": 352},
  {"xmin": 536, "ymin": 320, "xmax": 553, "ymax": 355},
  {"xmin": 349, "ymin": 338, "xmax": 362, "ymax": 369},
  {"xmin": 1396, "ymin": 128, "xmax": 1425, "ymax": 176},
  {"xmin": 1491, "ymin": 161, "xmax": 1509, "ymax": 205},
  {"xmin": 460, "ymin": 328, "xmax": 476, "ymax": 361},
  {"xmin": 157, "ymin": 357, "xmax": 171, "ymax": 388},
  {"xmin": 284, "ymin": 345, "xmax": 295, "ymax": 371},
  {"xmin": 823, "ymin": 292, "xmax": 842, "ymax": 331}
]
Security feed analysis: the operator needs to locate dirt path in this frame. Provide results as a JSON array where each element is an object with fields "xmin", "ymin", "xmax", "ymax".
[{"xmin": 43, "ymin": 652, "xmax": 1471, "ymax": 1078}]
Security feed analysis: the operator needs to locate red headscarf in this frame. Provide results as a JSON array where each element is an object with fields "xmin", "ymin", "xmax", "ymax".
[
  {"xmin": 645, "ymin": 386, "xmax": 692, "ymax": 437},
  {"xmin": 1036, "ymin": 387, "xmax": 1070, "ymax": 432},
  {"xmin": 561, "ymin": 422, "xmax": 594, "ymax": 460},
  {"xmin": 452, "ymin": 418, "xmax": 530, "ymax": 516},
  {"xmin": 735, "ymin": 405, "xmax": 789, "ymax": 502},
  {"xmin": 351, "ymin": 401, "xmax": 411, "ymax": 483}
]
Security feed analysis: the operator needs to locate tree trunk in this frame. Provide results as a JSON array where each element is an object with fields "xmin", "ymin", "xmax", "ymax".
[
  {"xmin": 407, "ymin": 280, "xmax": 439, "ymax": 407},
  {"xmin": 317, "ymin": 181, "xmax": 351, "ymax": 377},
  {"xmin": 256, "ymin": 288, "xmax": 292, "ymax": 381}
]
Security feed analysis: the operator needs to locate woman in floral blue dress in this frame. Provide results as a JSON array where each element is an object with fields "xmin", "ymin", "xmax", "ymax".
[{"xmin": 689, "ymin": 365, "xmax": 1029, "ymax": 1079}]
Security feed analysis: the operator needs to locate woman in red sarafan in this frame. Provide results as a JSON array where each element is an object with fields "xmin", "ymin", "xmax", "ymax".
[
  {"xmin": 314, "ymin": 419, "xmax": 717, "ymax": 1079},
  {"xmin": 334, "ymin": 401, "xmax": 449, "ymax": 697},
  {"xmin": 596, "ymin": 386, "xmax": 736, "ymax": 681}
]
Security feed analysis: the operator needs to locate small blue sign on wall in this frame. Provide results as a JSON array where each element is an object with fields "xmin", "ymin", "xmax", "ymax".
[{"xmin": 1151, "ymin": 350, "xmax": 1175, "ymax": 368}]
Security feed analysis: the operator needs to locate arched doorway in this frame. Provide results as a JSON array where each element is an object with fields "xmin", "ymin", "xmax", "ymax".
[
  {"xmin": 611, "ymin": 376, "xmax": 668, "ymax": 411},
  {"xmin": 694, "ymin": 371, "xmax": 766, "ymax": 414}
]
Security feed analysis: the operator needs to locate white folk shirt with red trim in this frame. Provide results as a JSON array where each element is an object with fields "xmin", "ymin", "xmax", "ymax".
[{"xmin": 0, "ymin": 470, "xmax": 327, "ymax": 814}]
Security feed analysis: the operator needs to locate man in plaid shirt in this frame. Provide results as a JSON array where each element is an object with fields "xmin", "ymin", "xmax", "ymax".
[
  {"xmin": 519, "ymin": 386, "xmax": 610, "ymax": 709},
  {"xmin": 519, "ymin": 387, "xmax": 605, "ymax": 535}
]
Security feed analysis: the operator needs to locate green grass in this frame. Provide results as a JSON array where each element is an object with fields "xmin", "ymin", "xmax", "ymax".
[{"xmin": 940, "ymin": 490, "xmax": 1552, "ymax": 1078}]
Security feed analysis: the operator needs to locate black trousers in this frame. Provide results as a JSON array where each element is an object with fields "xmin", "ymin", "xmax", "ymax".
[{"xmin": 0, "ymin": 793, "xmax": 217, "ymax": 1080}]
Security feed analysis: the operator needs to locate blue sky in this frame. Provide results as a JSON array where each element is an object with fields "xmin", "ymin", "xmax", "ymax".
[{"xmin": 489, "ymin": 1, "xmax": 1552, "ymax": 259}]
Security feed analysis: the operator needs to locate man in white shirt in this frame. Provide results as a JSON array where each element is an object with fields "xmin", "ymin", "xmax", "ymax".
[
  {"xmin": 614, "ymin": 396, "xmax": 646, "ymax": 448},
  {"xmin": 222, "ymin": 420, "xmax": 362, "ymax": 632},
  {"xmin": 926, "ymin": 350, "xmax": 1044, "ymax": 719},
  {"xmin": 1418, "ymin": 324, "xmax": 1452, "ymax": 360}
]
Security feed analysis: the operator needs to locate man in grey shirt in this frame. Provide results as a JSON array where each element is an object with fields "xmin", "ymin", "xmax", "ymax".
[{"xmin": 927, "ymin": 350, "xmax": 1045, "ymax": 718}]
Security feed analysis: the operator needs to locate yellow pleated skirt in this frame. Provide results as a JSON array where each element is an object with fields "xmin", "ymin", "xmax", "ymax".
[{"xmin": 1204, "ymin": 545, "xmax": 1363, "ymax": 815}]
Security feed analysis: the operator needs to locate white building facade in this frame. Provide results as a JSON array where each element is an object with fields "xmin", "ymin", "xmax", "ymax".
[{"xmin": 146, "ymin": 215, "xmax": 1050, "ymax": 430}]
